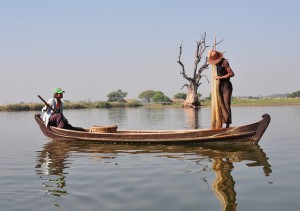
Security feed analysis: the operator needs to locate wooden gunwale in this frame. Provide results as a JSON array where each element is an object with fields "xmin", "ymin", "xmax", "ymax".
[{"xmin": 34, "ymin": 113, "xmax": 270, "ymax": 143}]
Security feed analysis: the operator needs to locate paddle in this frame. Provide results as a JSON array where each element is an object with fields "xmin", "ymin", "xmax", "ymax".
[{"xmin": 38, "ymin": 95, "xmax": 57, "ymax": 113}]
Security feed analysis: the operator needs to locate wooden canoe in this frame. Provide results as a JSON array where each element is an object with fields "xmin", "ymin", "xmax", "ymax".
[{"xmin": 34, "ymin": 113, "xmax": 271, "ymax": 143}]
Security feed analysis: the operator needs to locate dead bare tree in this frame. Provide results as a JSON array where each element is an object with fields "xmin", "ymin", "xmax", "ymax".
[{"xmin": 177, "ymin": 32, "xmax": 210, "ymax": 107}]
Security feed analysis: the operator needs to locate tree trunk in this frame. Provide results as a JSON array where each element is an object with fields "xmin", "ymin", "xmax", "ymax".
[
  {"xmin": 177, "ymin": 33, "xmax": 209, "ymax": 108},
  {"xmin": 183, "ymin": 83, "xmax": 200, "ymax": 107}
]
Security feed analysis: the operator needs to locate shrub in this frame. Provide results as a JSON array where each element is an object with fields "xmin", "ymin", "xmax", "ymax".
[{"xmin": 96, "ymin": 101, "xmax": 111, "ymax": 108}]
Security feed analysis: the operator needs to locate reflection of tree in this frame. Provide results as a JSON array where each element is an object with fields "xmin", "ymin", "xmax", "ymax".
[
  {"xmin": 35, "ymin": 141, "xmax": 271, "ymax": 207},
  {"xmin": 184, "ymin": 108, "xmax": 199, "ymax": 129},
  {"xmin": 107, "ymin": 108, "xmax": 127, "ymax": 126}
]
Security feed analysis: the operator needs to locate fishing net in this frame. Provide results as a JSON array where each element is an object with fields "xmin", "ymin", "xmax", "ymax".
[{"xmin": 210, "ymin": 65, "xmax": 229, "ymax": 129}]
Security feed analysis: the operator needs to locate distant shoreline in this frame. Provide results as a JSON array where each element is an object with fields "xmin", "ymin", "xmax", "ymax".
[{"xmin": 0, "ymin": 97, "xmax": 299, "ymax": 112}]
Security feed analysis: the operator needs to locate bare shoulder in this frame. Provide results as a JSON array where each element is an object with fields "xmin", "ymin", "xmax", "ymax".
[{"xmin": 222, "ymin": 59, "xmax": 230, "ymax": 67}]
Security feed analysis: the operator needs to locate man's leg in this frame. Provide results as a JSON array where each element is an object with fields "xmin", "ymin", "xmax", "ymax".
[{"xmin": 49, "ymin": 113, "xmax": 66, "ymax": 128}]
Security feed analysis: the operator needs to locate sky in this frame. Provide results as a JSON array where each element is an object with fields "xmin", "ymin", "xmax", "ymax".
[{"xmin": 1, "ymin": 0, "xmax": 299, "ymax": 104}]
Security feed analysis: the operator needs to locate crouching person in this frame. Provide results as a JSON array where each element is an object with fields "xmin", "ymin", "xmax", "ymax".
[{"xmin": 42, "ymin": 88, "xmax": 72, "ymax": 129}]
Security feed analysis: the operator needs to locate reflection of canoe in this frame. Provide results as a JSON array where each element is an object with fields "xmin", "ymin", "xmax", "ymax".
[
  {"xmin": 34, "ymin": 113, "xmax": 270, "ymax": 143},
  {"xmin": 36, "ymin": 133, "xmax": 272, "ymax": 208},
  {"xmin": 36, "ymin": 140, "xmax": 272, "ymax": 176}
]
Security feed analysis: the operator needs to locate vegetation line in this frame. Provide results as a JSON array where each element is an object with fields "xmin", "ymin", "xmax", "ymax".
[{"xmin": 0, "ymin": 97, "xmax": 299, "ymax": 112}]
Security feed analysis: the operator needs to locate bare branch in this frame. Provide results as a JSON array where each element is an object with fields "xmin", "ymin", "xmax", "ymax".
[
  {"xmin": 203, "ymin": 75, "xmax": 210, "ymax": 84},
  {"xmin": 178, "ymin": 41, "xmax": 183, "ymax": 62},
  {"xmin": 197, "ymin": 57, "xmax": 209, "ymax": 75},
  {"xmin": 193, "ymin": 32, "xmax": 209, "ymax": 78},
  {"xmin": 180, "ymin": 84, "xmax": 189, "ymax": 90},
  {"xmin": 177, "ymin": 42, "xmax": 190, "ymax": 80},
  {"xmin": 216, "ymin": 39, "xmax": 224, "ymax": 46},
  {"xmin": 212, "ymin": 38, "xmax": 224, "ymax": 50}
]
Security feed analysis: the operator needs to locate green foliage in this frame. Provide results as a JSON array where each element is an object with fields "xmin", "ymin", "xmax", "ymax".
[
  {"xmin": 139, "ymin": 90, "xmax": 172, "ymax": 104},
  {"xmin": 174, "ymin": 93, "xmax": 187, "ymax": 100},
  {"xmin": 138, "ymin": 90, "xmax": 156, "ymax": 103},
  {"xmin": 247, "ymin": 96, "xmax": 260, "ymax": 100},
  {"xmin": 2, "ymin": 89, "xmax": 300, "ymax": 112},
  {"xmin": 96, "ymin": 101, "xmax": 111, "ymax": 108},
  {"xmin": 288, "ymin": 90, "xmax": 300, "ymax": 98},
  {"xmin": 107, "ymin": 89, "xmax": 128, "ymax": 102},
  {"xmin": 152, "ymin": 91, "xmax": 172, "ymax": 103},
  {"xmin": 204, "ymin": 94, "xmax": 211, "ymax": 101}
]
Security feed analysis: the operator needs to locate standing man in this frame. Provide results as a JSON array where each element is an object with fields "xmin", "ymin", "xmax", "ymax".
[
  {"xmin": 208, "ymin": 50, "xmax": 235, "ymax": 128},
  {"xmin": 42, "ymin": 88, "xmax": 71, "ymax": 129}
]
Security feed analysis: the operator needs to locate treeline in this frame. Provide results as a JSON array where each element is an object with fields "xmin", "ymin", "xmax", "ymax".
[
  {"xmin": 1, "ymin": 89, "xmax": 299, "ymax": 112},
  {"xmin": 0, "ymin": 89, "xmax": 176, "ymax": 112},
  {"xmin": 108, "ymin": 89, "xmax": 175, "ymax": 104},
  {"xmin": 287, "ymin": 90, "xmax": 300, "ymax": 98},
  {"xmin": 0, "ymin": 100, "xmax": 144, "ymax": 112}
]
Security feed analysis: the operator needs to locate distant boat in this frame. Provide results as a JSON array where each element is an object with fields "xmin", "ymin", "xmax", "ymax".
[{"xmin": 34, "ymin": 113, "xmax": 270, "ymax": 143}]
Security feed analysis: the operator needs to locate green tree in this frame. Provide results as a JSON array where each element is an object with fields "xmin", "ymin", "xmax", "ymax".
[
  {"xmin": 288, "ymin": 90, "xmax": 300, "ymax": 98},
  {"xmin": 152, "ymin": 91, "xmax": 171, "ymax": 103},
  {"xmin": 107, "ymin": 89, "xmax": 128, "ymax": 102},
  {"xmin": 138, "ymin": 90, "xmax": 156, "ymax": 103},
  {"xmin": 174, "ymin": 93, "xmax": 187, "ymax": 100}
]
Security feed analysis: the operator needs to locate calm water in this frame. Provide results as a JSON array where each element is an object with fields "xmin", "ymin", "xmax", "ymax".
[{"xmin": 0, "ymin": 106, "xmax": 299, "ymax": 211}]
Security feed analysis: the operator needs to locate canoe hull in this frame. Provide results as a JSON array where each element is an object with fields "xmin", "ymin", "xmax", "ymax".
[{"xmin": 35, "ymin": 114, "xmax": 271, "ymax": 143}]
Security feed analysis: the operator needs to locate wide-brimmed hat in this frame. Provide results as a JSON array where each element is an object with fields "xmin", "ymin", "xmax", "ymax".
[
  {"xmin": 54, "ymin": 88, "xmax": 65, "ymax": 94},
  {"xmin": 208, "ymin": 50, "xmax": 223, "ymax": 65}
]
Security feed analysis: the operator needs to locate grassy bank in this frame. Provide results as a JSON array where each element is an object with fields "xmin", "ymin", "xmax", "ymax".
[
  {"xmin": 0, "ymin": 100, "xmax": 143, "ymax": 112},
  {"xmin": 232, "ymin": 97, "xmax": 300, "ymax": 106},
  {"xmin": 201, "ymin": 97, "xmax": 300, "ymax": 106},
  {"xmin": 1, "ymin": 98, "xmax": 299, "ymax": 112}
]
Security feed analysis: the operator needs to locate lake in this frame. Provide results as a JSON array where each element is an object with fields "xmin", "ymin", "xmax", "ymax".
[{"xmin": 0, "ymin": 106, "xmax": 299, "ymax": 211}]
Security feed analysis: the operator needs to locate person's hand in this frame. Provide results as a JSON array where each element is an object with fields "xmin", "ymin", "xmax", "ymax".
[{"xmin": 213, "ymin": 75, "xmax": 221, "ymax": 80}]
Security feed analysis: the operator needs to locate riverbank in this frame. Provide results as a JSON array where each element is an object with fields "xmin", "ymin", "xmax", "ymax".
[
  {"xmin": 232, "ymin": 97, "xmax": 300, "ymax": 106},
  {"xmin": 0, "ymin": 100, "xmax": 142, "ymax": 112},
  {"xmin": 0, "ymin": 97, "xmax": 299, "ymax": 112}
]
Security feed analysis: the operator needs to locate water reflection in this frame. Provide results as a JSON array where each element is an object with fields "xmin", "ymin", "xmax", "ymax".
[
  {"xmin": 36, "ymin": 141, "xmax": 271, "ymax": 209},
  {"xmin": 184, "ymin": 108, "xmax": 199, "ymax": 129},
  {"xmin": 107, "ymin": 108, "xmax": 128, "ymax": 126},
  {"xmin": 35, "ymin": 141, "xmax": 71, "ymax": 197},
  {"xmin": 212, "ymin": 159, "xmax": 237, "ymax": 210}
]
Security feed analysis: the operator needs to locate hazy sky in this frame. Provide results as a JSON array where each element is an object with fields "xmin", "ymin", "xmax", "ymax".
[{"xmin": 1, "ymin": 0, "xmax": 299, "ymax": 104}]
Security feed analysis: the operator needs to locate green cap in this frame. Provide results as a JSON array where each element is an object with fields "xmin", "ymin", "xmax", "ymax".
[{"xmin": 54, "ymin": 88, "xmax": 65, "ymax": 94}]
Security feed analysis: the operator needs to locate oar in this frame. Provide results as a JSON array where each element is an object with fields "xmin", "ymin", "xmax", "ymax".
[{"xmin": 38, "ymin": 95, "xmax": 57, "ymax": 113}]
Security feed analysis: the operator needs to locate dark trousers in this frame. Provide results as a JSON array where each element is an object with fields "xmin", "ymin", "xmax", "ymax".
[
  {"xmin": 49, "ymin": 113, "xmax": 69, "ymax": 128},
  {"xmin": 220, "ymin": 81, "xmax": 233, "ymax": 125}
]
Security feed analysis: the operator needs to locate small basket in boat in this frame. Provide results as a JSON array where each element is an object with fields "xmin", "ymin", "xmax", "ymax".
[{"xmin": 89, "ymin": 125, "xmax": 118, "ymax": 133}]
